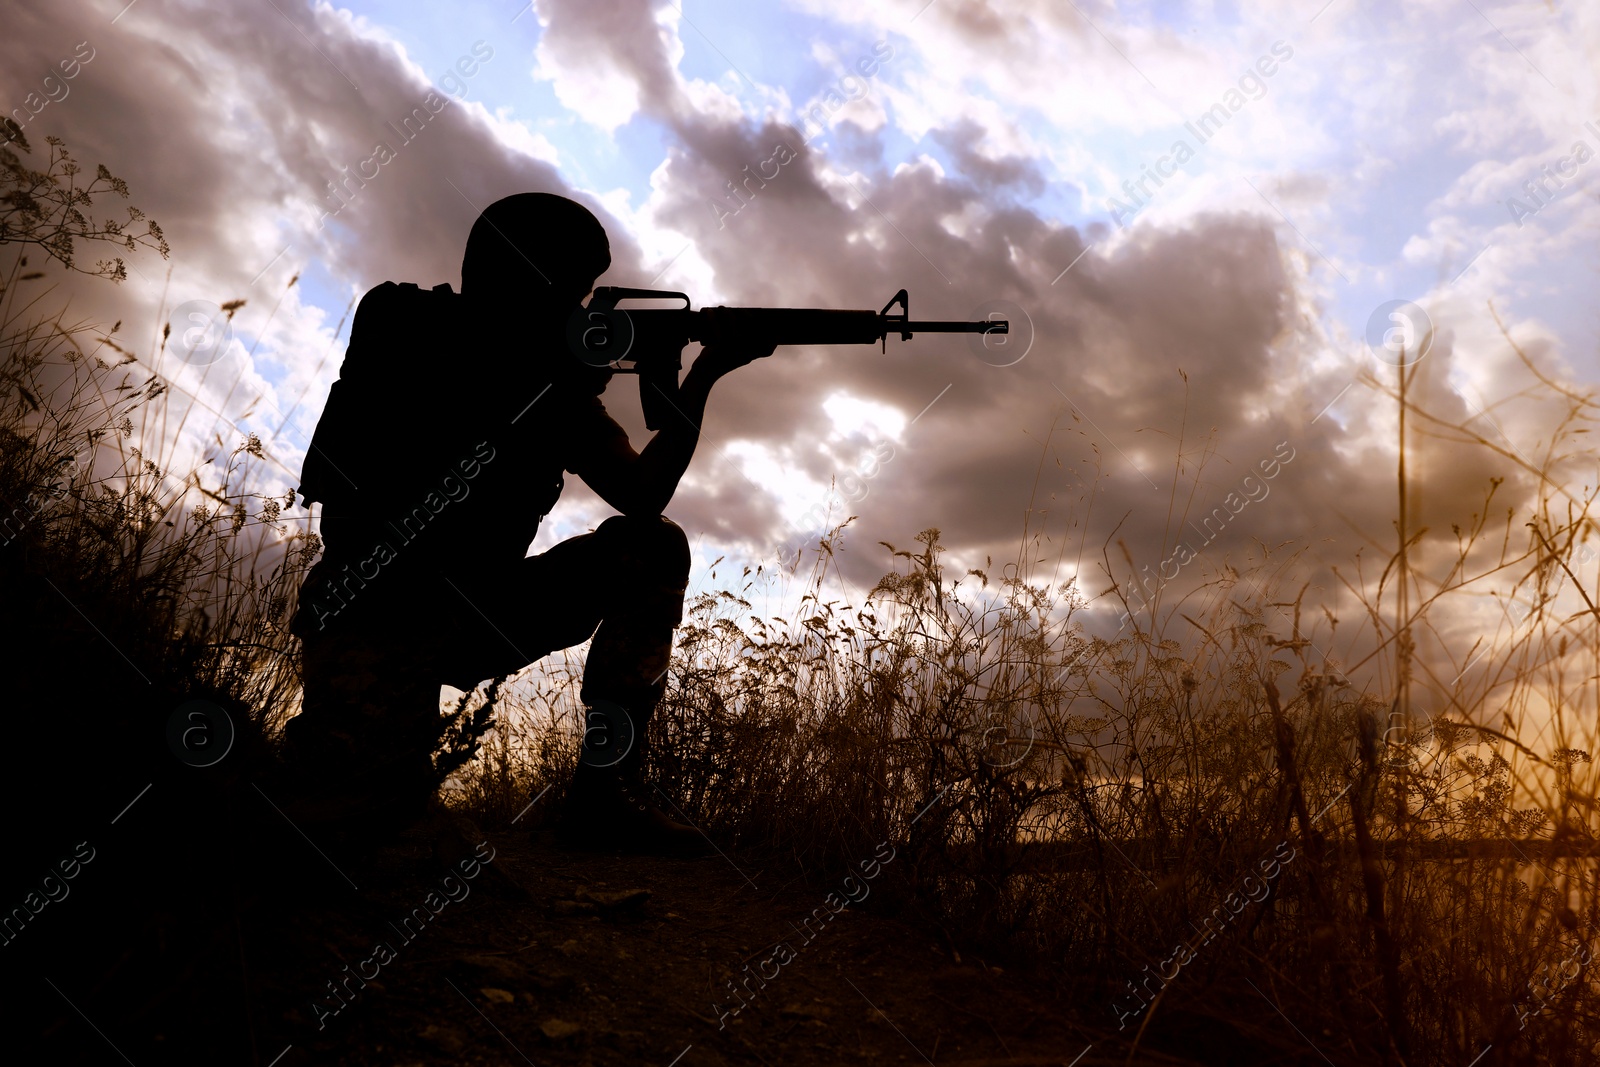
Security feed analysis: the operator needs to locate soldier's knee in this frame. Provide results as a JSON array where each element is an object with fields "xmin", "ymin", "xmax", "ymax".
[
  {"xmin": 597, "ymin": 515, "xmax": 690, "ymax": 579},
  {"xmin": 650, "ymin": 516, "xmax": 691, "ymax": 577}
]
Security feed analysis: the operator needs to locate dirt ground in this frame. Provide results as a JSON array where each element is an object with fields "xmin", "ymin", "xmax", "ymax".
[
  {"xmin": 26, "ymin": 799, "xmax": 1325, "ymax": 1065},
  {"xmin": 259, "ymin": 819, "xmax": 1112, "ymax": 1066}
]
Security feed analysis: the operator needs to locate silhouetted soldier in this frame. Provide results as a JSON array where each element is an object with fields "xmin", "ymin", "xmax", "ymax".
[{"xmin": 282, "ymin": 193, "xmax": 772, "ymax": 854}]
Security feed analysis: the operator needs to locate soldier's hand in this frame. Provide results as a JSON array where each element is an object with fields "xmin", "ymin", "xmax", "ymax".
[
  {"xmin": 692, "ymin": 339, "xmax": 778, "ymax": 379},
  {"xmin": 691, "ymin": 307, "xmax": 778, "ymax": 379}
]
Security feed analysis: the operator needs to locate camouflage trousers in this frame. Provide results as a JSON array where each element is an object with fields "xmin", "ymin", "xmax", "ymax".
[{"xmin": 284, "ymin": 515, "xmax": 691, "ymax": 815}]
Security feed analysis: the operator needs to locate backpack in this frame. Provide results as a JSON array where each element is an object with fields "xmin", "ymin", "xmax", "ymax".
[{"xmin": 297, "ymin": 281, "xmax": 471, "ymax": 513}]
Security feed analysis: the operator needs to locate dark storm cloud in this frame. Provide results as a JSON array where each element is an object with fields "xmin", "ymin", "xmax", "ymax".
[
  {"xmin": 0, "ymin": 0, "xmax": 643, "ymax": 475},
  {"xmin": 2, "ymin": 0, "xmax": 1543, "ymax": 631},
  {"xmin": 929, "ymin": 121, "xmax": 1048, "ymax": 198},
  {"xmin": 520, "ymin": 0, "xmax": 1544, "ymax": 616}
]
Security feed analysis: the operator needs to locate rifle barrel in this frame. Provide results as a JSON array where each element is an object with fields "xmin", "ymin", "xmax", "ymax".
[{"xmin": 902, "ymin": 319, "xmax": 1008, "ymax": 334}]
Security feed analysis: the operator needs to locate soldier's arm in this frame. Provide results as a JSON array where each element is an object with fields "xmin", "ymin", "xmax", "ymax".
[{"xmin": 572, "ymin": 341, "xmax": 774, "ymax": 517}]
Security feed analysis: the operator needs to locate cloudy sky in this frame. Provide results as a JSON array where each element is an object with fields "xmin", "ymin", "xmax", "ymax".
[{"xmin": 5, "ymin": 0, "xmax": 1599, "ymax": 692}]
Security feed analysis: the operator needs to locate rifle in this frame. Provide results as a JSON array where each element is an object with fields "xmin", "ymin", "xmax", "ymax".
[{"xmin": 566, "ymin": 287, "xmax": 1008, "ymax": 430}]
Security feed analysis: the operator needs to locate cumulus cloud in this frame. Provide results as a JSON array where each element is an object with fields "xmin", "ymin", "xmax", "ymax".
[
  {"xmin": 5, "ymin": 0, "xmax": 1593, "ymax": 682},
  {"xmin": 1, "ymin": 0, "xmax": 642, "ymax": 492}
]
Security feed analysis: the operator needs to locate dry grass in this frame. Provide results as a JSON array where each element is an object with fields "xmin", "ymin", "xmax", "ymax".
[{"xmin": 446, "ymin": 331, "xmax": 1600, "ymax": 1064}]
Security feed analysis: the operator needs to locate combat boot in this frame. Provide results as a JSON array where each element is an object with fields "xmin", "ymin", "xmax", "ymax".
[
  {"xmin": 556, "ymin": 759, "xmax": 713, "ymax": 857},
  {"xmin": 555, "ymin": 696, "xmax": 714, "ymax": 856}
]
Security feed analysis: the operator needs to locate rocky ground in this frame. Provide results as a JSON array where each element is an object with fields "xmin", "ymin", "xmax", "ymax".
[
  {"xmin": 26, "ymin": 801, "xmax": 1327, "ymax": 1065},
  {"xmin": 260, "ymin": 818, "xmax": 1107, "ymax": 1066}
]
